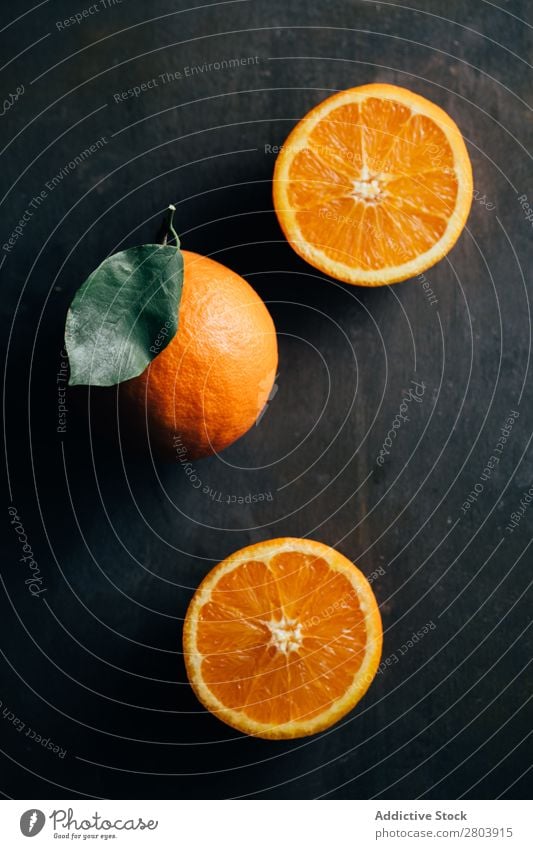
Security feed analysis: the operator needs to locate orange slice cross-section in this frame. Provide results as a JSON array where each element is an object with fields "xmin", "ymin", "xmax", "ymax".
[
  {"xmin": 183, "ymin": 538, "xmax": 383, "ymax": 739},
  {"xmin": 273, "ymin": 84, "xmax": 473, "ymax": 286}
]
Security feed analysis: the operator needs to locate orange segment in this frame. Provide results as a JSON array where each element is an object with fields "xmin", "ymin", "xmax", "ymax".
[
  {"xmin": 308, "ymin": 102, "xmax": 364, "ymax": 174},
  {"xmin": 360, "ymin": 96, "xmax": 412, "ymax": 173},
  {"xmin": 287, "ymin": 148, "xmax": 355, "ymax": 208},
  {"xmin": 273, "ymin": 83, "xmax": 473, "ymax": 286},
  {"xmin": 183, "ymin": 538, "xmax": 382, "ymax": 739}
]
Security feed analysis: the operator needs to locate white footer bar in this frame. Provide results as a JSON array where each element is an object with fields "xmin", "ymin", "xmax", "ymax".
[{"xmin": 1, "ymin": 799, "xmax": 530, "ymax": 848}]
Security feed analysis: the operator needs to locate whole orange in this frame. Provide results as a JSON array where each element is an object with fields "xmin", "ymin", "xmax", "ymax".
[{"xmin": 121, "ymin": 250, "xmax": 278, "ymax": 461}]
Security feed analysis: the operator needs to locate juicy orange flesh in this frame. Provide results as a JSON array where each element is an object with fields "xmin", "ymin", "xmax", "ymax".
[
  {"xmin": 287, "ymin": 97, "xmax": 458, "ymax": 269},
  {"xmin": 196, "ymin": 552, "xmax": 368, "ymax": 725}
]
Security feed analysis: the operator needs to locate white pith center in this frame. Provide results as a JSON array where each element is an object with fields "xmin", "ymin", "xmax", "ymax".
[
  {"xmin": 351, "ymin": 175, "xmax": 383, "ymax": 202},
  {"xmin": 266, "ymin": 615, "xmax": 303, "ymax": 655}
]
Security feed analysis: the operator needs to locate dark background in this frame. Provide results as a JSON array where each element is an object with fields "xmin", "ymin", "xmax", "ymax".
[{"xmin": 1, "ymin": 0, "xmax": 532, "ymax": 800}]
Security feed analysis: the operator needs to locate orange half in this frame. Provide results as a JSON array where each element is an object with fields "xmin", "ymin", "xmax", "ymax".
[
  {"xmin": 183, "ymin": 538, "xmax": 383, "ymax": 739},
  {"xmin": 273, "ymin": 83, "xmax": 473, "ymax": 286}
]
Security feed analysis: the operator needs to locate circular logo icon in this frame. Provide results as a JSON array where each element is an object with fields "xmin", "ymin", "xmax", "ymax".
[{"xmin": 20, "ymin": 810, "xmax": 45, "ymax": 837}]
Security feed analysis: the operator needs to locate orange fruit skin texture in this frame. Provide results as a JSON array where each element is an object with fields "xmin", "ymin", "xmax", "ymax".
[
  {"xmin": 273, "ymin": 83, "xmax": 473, "ymax": 286},
  {"xmin": 121, "ymin": 250, "xmax": 278, "ymax": 461},
  {"xmin": 183, "ymin": 538, "xmax": 383, "ymax": 739}
]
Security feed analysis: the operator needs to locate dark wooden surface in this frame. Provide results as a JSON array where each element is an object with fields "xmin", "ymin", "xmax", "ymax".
[{"xmin": 1, "ymin": 0, "xmax": 532, "ymax": 800}]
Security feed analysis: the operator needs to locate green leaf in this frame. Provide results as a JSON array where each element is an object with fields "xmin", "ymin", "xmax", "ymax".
[{"xmin": 65, "ymin": 243, "xmax": 183, "ymax": 386}]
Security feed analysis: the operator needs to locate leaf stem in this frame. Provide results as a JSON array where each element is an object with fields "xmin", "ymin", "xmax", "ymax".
[{"xmin": 167, "ymin": 204, "xmax": 180, "ymax": 248}]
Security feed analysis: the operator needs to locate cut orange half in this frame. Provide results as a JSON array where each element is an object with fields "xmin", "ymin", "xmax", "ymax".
[
  {"xmin": 183, "ymin": 538, "xmax": 382, "ymax": 739},
  {"xmin": 273, "ymin": 83, "xmax": 473, "ymax": 286}
]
